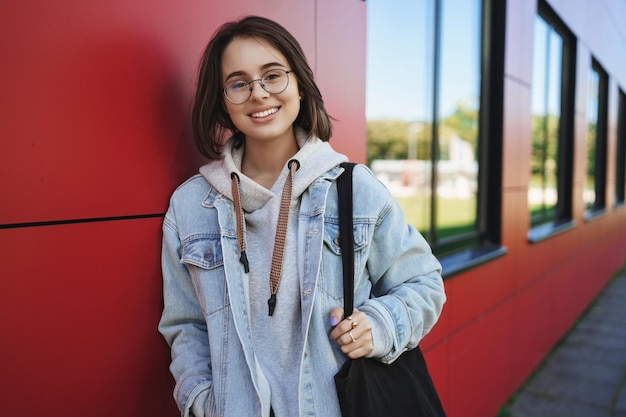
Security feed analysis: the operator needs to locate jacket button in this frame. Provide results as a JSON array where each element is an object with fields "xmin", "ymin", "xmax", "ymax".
[{"xmin": 204, "ymin": 248, "xmax": 214, "ymax": 262}]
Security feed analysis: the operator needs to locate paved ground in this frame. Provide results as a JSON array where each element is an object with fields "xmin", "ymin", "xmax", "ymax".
[{"xmin": 501, "ymin": 269, "xmax": 626, "ymax": 417}]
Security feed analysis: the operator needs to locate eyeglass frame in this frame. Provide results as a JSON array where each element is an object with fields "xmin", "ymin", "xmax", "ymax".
[{"xmin": 223, "ymin": 69, "xmax": 295, "ymax": 104}]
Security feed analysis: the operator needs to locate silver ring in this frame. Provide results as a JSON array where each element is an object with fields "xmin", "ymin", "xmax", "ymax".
[{"xmin": 349, "ymin": 331, "xmax": 357, "ymax": 343}]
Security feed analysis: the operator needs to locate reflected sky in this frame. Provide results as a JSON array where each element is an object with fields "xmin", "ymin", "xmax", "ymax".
[{"xmin": 366, "ymin": 0, "xmax": 481, "ymax": 121}]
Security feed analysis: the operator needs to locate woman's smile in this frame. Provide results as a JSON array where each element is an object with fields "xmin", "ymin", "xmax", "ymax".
[{"xmin": 250, "ymin": 106, "xmax": 279, "ymax": 119}]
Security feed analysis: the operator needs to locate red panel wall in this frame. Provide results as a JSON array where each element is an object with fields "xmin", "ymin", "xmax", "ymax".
[
  {"xmin": 0, "ymin": 1, "xmax": 204, "ymax": 224},
  {"xmin": 0, "ymin": 1, "xmax": 365, "ymax": 416},
  {"xmin": 0, "ymin": 0, "xmax": 365, "ymax": 226},
  {"xmin": 0, "ymin": 219, "xmax": 175, "ymax": 416}
]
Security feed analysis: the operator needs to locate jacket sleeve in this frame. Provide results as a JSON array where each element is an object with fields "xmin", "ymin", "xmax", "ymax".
[
  {"xmin": 158, "ymin": 206, "xmax": 213, "ymax": 416},
  {"xmin": 353, "ymin": 166, "xmax": 446, "ymax": 364}
]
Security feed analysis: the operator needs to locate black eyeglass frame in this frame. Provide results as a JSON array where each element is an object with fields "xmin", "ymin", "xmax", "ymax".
[{"xmin": 223, "ymin": 69, "xmax": 295, "ymax": 104}]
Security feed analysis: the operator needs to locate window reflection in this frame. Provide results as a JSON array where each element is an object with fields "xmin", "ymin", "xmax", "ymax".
[
  {"xmin": 585, "ymin": 67, "xmax": 599, "ymax": 209},
  {"xmin": 366, "ymin": 0, "xmax": 433, "ymax": 235},
  {"xmin": 366, "ymin": 0, "xmax": 482, "ymax": 252},
  {"xmin": 529, "ymin": 16, "xmax": 563, "ymax": 225},
  {"xmin": 585, "ymin": 61, "xmax": 608, "ymax": 213},
  {"xmin": 437, "ymin": 0, "xmax": 481, "ymax": 240}
]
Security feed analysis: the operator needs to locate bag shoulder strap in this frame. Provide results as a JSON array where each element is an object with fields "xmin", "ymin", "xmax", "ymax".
[{"xmin": 337, "ymin": 162, "xmax": 356, "ymax": 317}]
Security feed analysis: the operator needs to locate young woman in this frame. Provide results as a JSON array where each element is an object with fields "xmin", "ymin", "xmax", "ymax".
[{"xmin": 159, "ymin": 15, "xmax": 446, "ymax": 417}]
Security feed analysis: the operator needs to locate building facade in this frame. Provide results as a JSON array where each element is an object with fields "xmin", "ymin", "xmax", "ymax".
[{"xmin": 1, "ymin": 1, "xmax": 625, "ymax": 416}]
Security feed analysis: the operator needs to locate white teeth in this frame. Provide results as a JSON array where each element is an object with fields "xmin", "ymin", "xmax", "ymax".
[{"xmin": 250, "ymin": 108, "xmax": 278, "ymax": 118}]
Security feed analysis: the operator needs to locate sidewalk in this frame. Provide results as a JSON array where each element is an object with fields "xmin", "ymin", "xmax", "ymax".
[{"xmin": 501, "ymin": 269, "xmax": 626, "ymax": 417}]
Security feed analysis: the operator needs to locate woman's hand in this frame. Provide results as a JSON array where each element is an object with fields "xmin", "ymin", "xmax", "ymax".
[{"xmin": 329, "ymin": 307, "xmax": 374, "ymax": 359}]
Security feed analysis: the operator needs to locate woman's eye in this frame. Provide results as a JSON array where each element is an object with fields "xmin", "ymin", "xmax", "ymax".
[
  {"xmin": 263, "ymin": 72, "xmax": 283, "ymax": 82},
  {"xmin": 229, "ymin": 81, "xmax": 248, "ymax": 90}
]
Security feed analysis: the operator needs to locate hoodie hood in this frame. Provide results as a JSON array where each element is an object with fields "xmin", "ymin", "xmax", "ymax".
[{"xmin": 199, "ymin": 127, "xmax": 348, "ymax": 212}]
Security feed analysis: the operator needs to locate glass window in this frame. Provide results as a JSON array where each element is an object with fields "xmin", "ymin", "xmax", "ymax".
[
  {"xmin": 585, "ymin": 60, "xmax": 609, "ymax": 214},
  {"xmin": 616, "ymin": 89, "xmax": 626, "ymax": 206},
  {"xmin": 436, "ymin": 0, "xmax": 481, "ymax": 246},
  {"xmin": 528, "ymin": 2, "xmax": 576, "ymax": 240},
  {"xmin": 366, "ymin": 0, "xmax": 504, "ymax": 261},
  {"xmin": 366, "ymin": 0, "xmax": 434, "ymax": 232},
  {"xmin": 529, "ymin": 16, "xmax": 562, "ymax": 225}
]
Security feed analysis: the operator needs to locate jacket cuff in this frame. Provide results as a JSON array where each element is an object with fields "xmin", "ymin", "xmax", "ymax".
[
  {"xmin": 361, "ymin": 307, "xmax": 393, "ymax": 359},
  {"xmin": 189, "ymin": 389, "xmax": 210, "ymax": 417}
]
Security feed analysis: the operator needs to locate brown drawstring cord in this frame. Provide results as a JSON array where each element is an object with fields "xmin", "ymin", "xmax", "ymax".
[
  {"xmin": 231, "ymin": 172, "xmax": 249, "ymax": 273},
  {"xmin": 230, "ymin": 160, "xmax": 299, "ymax": 316},
  {"xmin": 268, "ymin": 159, "xmax": 299, "ymax": 316}
]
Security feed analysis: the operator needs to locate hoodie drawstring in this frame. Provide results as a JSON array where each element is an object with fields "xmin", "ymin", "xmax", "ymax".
[
  {"xmin": 231, "ymin": 172, "xmax": 249, "ymax": 273},
  {"xmin": 267, "ymin": 159, "xmax": 299, "ymax": 316},
  {"xmin": 231, "ymin": 159, "xmax": 300, "ymax": 316}
]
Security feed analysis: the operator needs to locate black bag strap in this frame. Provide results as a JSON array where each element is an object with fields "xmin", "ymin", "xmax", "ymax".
[{"xmin": 337, "ymin": 162, "xmax": 356, "ymax": 317}]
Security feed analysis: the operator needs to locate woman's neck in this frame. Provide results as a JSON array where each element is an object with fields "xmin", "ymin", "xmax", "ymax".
[{"xmin": 241, "ymin": 132, "xmax": 300, "ymax": 189}]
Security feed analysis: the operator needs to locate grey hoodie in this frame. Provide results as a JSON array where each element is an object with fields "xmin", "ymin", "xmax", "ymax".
[{"xmin": 198, "ymin": 128, "xmax": 347, "ymax": 417}]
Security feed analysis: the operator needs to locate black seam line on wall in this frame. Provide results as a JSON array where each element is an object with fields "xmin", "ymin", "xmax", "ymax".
[{"xmin": 0, "ymin": 213, "xmax": 165, "ymax": 230}]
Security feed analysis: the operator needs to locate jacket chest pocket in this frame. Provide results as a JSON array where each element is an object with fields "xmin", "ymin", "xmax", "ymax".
[
  {"xmin": 319, "ymin": 221, "xmax": 369, "ymax": 301},
  {"xmin": 181, "ymin": 235, "xmax": 229, "ymax": 315}
]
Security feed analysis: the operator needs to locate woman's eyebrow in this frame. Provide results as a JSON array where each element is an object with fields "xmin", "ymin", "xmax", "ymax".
[
  {"xmin": 224, "ymin": 62, "xmax": 288, "ymax": 81},
  {"xmin": 224, "ymin": 70, "xmax": 247, "ymax": 81},
  {"xmin": 260, "ymin": 61, "xmax": 288, "ymax": 70}
]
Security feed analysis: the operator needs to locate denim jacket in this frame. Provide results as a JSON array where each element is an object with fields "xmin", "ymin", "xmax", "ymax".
[{"xmin": 158, "ymin": 163, "xmax": 445, "ymax": 417}]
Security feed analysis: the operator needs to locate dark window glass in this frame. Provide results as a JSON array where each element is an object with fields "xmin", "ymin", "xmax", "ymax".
[
  {"xmin": 585, "ymin": 61, "xmax": 608, "ymax": 214},
  {"xmin": 616, "ymin": 89, "xmax": 626, "ymax": 205},
  {"xmin": 529, "ymin": 16, "xmax": 562, "ymax": 225},
  {"xmin": 528, "ymin": 1, "xmax": 576, "ymax": 241}
]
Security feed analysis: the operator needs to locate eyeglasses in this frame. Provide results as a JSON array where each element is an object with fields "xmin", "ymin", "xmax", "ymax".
[{"xmin": 223, "ymin": 69, "xmax": 294, "ymax": 104}]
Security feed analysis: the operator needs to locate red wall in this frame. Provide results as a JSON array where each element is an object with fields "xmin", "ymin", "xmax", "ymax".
[
  {"xmin": 0, "ymin": 1, "xmax": 365, "ymax": 416},
  {"xmin": 2, "ymin": 1, "xmax": 626, "ymax": 416}
]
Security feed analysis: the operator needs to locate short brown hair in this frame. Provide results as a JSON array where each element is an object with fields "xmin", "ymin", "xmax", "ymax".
[{"xmin": 191, "ymin": 15, "xmax": 334, "ymax": 160}]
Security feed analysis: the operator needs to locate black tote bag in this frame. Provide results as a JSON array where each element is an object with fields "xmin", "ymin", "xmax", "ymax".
[{"xmin": 334, "ymin": 162, "xmax": 446, "ymax": 417}]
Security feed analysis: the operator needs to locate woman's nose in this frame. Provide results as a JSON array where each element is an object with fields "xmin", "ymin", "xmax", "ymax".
[{"xmin": 249, "ymin": 80, "xmax": 269, "ymax": 100}]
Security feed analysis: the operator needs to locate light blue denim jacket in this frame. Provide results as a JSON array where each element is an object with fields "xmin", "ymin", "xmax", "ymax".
[{"xmin": 159, "ymin": 162, "xmax": 445, "ymax": 417}]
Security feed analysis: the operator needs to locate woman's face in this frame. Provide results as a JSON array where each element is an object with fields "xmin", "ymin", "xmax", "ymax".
[{"xmin": 221, "ymin": 36, "xmax": 301, "ymax": 145}]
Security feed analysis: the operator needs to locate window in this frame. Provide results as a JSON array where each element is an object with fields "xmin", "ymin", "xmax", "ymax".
[
  {"xmin": 585, "ymin": 60, "xmax": 609, "ymax": 216},
  {"xmin": 616, "ymin": 89, "xmax": 626, "ymax": 206},
  {"xmin": 528, "ymin": 2, "xmax": 576, "ymax": 241},
  {"xmin": 366, "ymin": 0, "xmax": 506, "ymax": 272}
]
